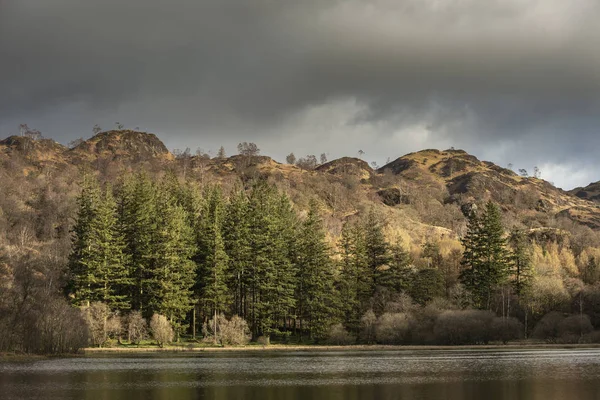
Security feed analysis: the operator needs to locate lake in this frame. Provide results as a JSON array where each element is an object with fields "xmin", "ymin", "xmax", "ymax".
[{"xmin": 2, "ymin": 349, "xmax": 600, "ymax": 399}]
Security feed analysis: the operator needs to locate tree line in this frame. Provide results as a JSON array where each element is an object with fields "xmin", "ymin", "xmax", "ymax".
[{"xmin": 66, "ymin": 171, "xmax": 541, "ymax": 345}]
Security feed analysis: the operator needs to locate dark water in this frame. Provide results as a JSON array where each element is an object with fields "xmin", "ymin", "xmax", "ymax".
[{"xmin": 2, "ymin": 349, "xmax": 600, "ymax": 399}]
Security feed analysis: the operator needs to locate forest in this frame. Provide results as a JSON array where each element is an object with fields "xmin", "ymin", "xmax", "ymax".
[{"xmin": 2, "ymin": 130, "xmax": 600, "ymax": 354}]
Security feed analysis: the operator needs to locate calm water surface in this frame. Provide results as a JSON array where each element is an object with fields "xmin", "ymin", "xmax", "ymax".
[{"xmin": 2, "ymin": 349, "xmax": 600, "ymax": 399}]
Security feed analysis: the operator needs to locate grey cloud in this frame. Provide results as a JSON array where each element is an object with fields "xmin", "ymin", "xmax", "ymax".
[{"xmin": 1, "ymin": 0, "xmax": 599, "ymax": 188}]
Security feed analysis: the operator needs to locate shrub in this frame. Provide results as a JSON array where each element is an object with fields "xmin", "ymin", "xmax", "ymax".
[
  {"xmin": 127, "ymin": 311, "xmax": 147, "ymax": 344},
  {"xmin": 557, "ymin": 315, "xmax": 593, "ymax": 343},
  {"xmin": 22, "ymin": 296, "xmax": 88, "ymax": 354},
  {"xmin": 150, "ymin": 314, "xmax": 173, "ymax": 347},
  {"xmin": 375, "ymin": 313, "xmax": 412, "ymax": 344},
  {"xmin": 326, "ymin": 323, "xmax": 355, "ymax": 345},
  {"xmin": 82, "ymin": 302, "xmax": 111, "ymax": 347},
  {"xmin": 532, "ymin": 312, "xmax": 564, "ymax": 342},
  {"xmin": 204, "ymin": 314, "xmax": 250, "ymax": 346},
  {"xmin": 433, "ymin": 309, "xmax": 495, "ymax": 345},
  {"xmin": 359, "ymin": 310, "xmax": 377, "ymax": 343},
  {"xmin": 490, "ymin": 317, "xmax": 524, "ymax": 344}
]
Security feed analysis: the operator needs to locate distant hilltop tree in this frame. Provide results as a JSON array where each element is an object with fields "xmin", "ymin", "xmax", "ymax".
[
  {"xmin": 237, "ymin": 142, "xmax": 260, "ymax": 157},
  {"xmin": 286, "ymin": 153, "xmax": 296, "ymax": 165},
  {"xmin": 217, "ymin": 146, "xmax": 226, "ymax": 159},
  {"xmin": 93, "ymin": 124, "xmax": 102, "ymax": 135},
  {"xmin": 19, "ymin": 124, "xmax": 43, "ymax": 140}
]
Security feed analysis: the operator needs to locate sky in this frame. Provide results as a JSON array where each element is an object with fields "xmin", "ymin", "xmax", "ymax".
[{"xmin": 1, "ymin": 0, "xmax": 599, "ymax": 189}]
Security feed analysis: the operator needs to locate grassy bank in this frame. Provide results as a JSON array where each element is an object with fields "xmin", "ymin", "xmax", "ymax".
[{"xmin": 81, "ymin": 342, "xmax": 600, "ymax": 354}]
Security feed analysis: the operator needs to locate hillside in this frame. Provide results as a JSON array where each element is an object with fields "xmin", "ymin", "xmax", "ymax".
[
  {"xmin": 2, "ymin": 130, "xmax": 600, "ymax": 239},
  {"xmin": 4, "ymin": 129, "xmax": 600, "ymax": 353}
]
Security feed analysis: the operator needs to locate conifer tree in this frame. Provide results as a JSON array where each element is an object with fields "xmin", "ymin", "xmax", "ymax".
[
  {"xmin": 147, "ymin": 180, "xmax": 197, "ymax": 335},
  {"xmin": 377, "ymin": 238, "xmax": 412, "ymax": 293},
  {"xmin": 119, "ymin": 173, "xmax": 158, "ymax": 313},
  {"xmin": 460, "ymin": 201, "xmax": 511, "ymax": 309},
  {"xmin": 68, "ymin": 177, "xmax": 130, "ymax": 310},
  {"xmin": 222, "ymin": 185, "xmax": 252, "ymax": 318},
  {"xmin": 197, "ymin": 185, "xmax": 231, "ymax": 342},
  {"xmin": 338, "ymin": 220, "xmax": 370, "ymax": 333},
  {"xmin": 246, "ymin": 181, "xmax": 296, "ymax": 341},
  {"xmin": 364, "ymin": 208, "xmax": 390, "ymax": 290},
  {"xmin": 508, "ymin": 229, "xmax": 533, "ymax": 295},
  {"xmin": 296, "ymin": 200, "xmax": 339, "ymax": 340}
]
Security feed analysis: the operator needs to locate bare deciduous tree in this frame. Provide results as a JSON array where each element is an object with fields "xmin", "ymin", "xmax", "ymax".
[{"xmin": 150, "ymin": 314, "xmax": 173, "ymax": 347}]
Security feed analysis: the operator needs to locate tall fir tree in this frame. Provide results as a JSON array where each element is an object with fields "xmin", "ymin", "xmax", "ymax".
[
  {"xmin": 68, "ymin": 176, "xmax": 130, "ymax": 310},
  {"xmin": 246, "ymin": 181, "xmax": 296, "ymax": 341},
  {"xmin": 295, "ymin": 200, "xmax": 340, "ymax": 340},
  {"xmin": 147, "ymin": 178, "xmax": 197, "ymax": 335},
  {"xmin": 377, "ymin": 237, "xmax": 412, "ymax": 293},
  {"xmin": 118, "ymin": 173, "xmax": 158, "ymax": 313},
  {"xmin": 460, "ymin": 201, "xmax": 511, "ymax": 309},
  {"xmin": 364, "ymin": 208, "xmax": 391, "ymax": 290},
  {"xmin": 338, "ymin": 220, "xmax": 370, "ymax": 333},
  {"xmin": 222, "ymin": 185, "xmax": 252, "ymax": 319},
  {"xmin": 508, "ymin": 229, "xmax": 533, "ymax": 296},
  {"xmin": 197, "ymin": 185, "xmax": 231, "ymax": 341}
]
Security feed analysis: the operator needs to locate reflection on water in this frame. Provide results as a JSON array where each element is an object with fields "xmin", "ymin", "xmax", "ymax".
[{"xmin": 2, "ymin": 349, "xmax": 600, "ymax": 399}]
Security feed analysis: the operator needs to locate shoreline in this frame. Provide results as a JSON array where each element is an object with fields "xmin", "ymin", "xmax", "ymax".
[
  {"xmin": 4, "ymin": 343, "xmax": 600, "ymax": 361},
  {"xmin": 81, "ymin": 343, "xmax": 600, "ymax": 354}
]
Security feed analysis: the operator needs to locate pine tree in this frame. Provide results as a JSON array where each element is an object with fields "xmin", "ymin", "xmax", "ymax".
[
  {"xmin": 119, "ymin": 173, "xmax": 157, "ymax": 313},
  {"xmin": 377, "ymin": 238, "xmax": 412, "ymax": 293},
  {"xmin": 222, "ymin": 185, "xmax": 252, "ymax": 319},
  {"xmin": 338, "ymin": 220, "xmax": 370, "ymax": 333},
  {"xmin": 147, "ymin": 180, "xmax": 197, "ymax": 335},
  {"xmin": 296, "ymin": 200, "xmax": 339, "ymax": 340},
  {"xmin": 67, "ymin": 176, "xmax": 130, "ymax": 310},
  {"xmin": 460, "ymin": 201, "xmax": 511, "ymax": 309},
  {"xmin": 364, "ymin": 208, "xmax": 390, "ymax": 290},
  {"xmin": 508, "ymin": 229, "xmax": 533, "ymax": 295},
  {"xmin": 197, "ymin": 185, "xmax": 231, "ymax": 342},
  {"xmin": 246, "ymin": 181, "xmax": 296, "ymax": 341}
]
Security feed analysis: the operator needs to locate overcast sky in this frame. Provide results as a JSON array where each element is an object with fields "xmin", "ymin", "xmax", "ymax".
[{"xmin": 1, "ymin": 0, "xmax": 599, "ymax": 189}]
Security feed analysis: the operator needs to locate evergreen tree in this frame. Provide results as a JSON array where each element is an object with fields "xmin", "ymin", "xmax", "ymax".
[
  {"xmin": 68, "ymin": 177, "xmax": 130, "ymax": 310},
  {"xmin": 119, "ymin": 173, "xmax": 158, "ymax": 313},
  {"xmin": 508, "ymin": 229, "xmax": 533, "ymax": 295},
  {"xmin": 146, "ymin": 179, "xmax": 197, "ymax": 335},
  {"xmin": 197, "ymin": 186, "xmax": 231, "ymax": 342},
  {"xmin": 460, "ymin": 201, "xmax": 511, "ymax": 309},
  {"xmin": 295, "ymin": 200, "xmax": 339, "ymax": 340},
  {"xmin": 338, "ymin": 220, "xmax": 370, "ymax": 333},
  {"xmin": 246, "ymin": 181, "xmax": 296, "ymax": 341},
  {"xmin": 222, "ymin": 185, "xmax": 252, "ymax": 318},
  {"xmin": 377, "ymin": 238, "xmax": 412, "ymax": 293},
  {"xmin": 364, "ymin": 208, "xmax": 390, "ymax": 290}
]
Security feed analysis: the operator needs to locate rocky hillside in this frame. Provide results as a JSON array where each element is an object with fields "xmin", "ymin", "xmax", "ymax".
[
  {"xmin": 378, "ymin": 148, "xmax": 600, "ymax": 229},
  {"xmin": 2, "ymin": 130, "xmax": 600, "ymax": 252}
]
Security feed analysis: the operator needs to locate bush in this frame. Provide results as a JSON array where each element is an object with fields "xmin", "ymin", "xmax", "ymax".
[
  {"xmin": 375, "ymin": 313, "xmax": 412, "ymax": 344},
  {"xmin": 557, "ymin": 315, "xmax": 593, "ymax": 343},
  {"xmin": 433, "ymin": 309, "xmax": 495, "ymax": 345},
  {"xmin": 22, "ymin": 296, "xmax": 88, "ymax": 354},
  {"xmin": 532, "ymin": 312, "xmax": 564, "ymax": 342},
  {"xmin": 150, "ymin": 314, "xmax": 173, "ymax": 347},
  {"xmin": 490, "ymin": 317, "xmax": 524, "ymax": 344},
  {"xmin": 82, "ymin": 302, "xmax": 111, "ymax": 347},
  {"xmin": 326, "ymin": 323, "xmax": 355, "ymax": 345},
  {"xmin": 203, "ymin": 314, "xmax": 250, "ymax": 346},
  {"xmin": 359, "ymin": 310, "xmax": 377, "ymax": 343},
  {"xmin": 127, "ymin": 311, "xmax": 147, "ymax": 344}
]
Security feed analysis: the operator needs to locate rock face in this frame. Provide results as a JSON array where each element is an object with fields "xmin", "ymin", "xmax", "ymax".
[
  {"xmin": 316, "ymin": 157, "xmax": 372, "ymax": 180},
  {"xmin": 571, "ymin": 181, "xmax": 600, "ymax": 203},
  {"xmin": 69, "ymin": 130, "xmax": 173, "ymax": 163},
  {"xmin": 377, "ymin": 148, "xmax": 600, "ymax": 229}
]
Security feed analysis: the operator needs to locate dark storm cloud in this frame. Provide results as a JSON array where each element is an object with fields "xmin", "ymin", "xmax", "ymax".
[{"xmin": 1, "ymin": 0, "xmax": 599, "ymax": 188}]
